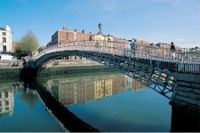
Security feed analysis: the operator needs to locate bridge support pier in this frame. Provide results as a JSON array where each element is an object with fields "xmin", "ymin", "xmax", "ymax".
[
  {"xmin": 171, "ymin": 104, "xmax": 200, "ymax": 132},
  {"xmin": 20, "ymin": 61, "xmax": 37, "ymax": 82},
  {"xmin": 171, "ymin": 73, "xmax": 200, "ymax": 109}
]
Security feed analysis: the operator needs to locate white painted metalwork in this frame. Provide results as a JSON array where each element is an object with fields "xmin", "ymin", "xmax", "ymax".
[{"xmin": 32, "ymin": 40, "xmax": 200, "ymax": 74}]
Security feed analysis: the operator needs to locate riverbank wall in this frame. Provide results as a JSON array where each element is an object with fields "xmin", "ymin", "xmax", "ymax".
[
  {"xmin": 0, "ymin": 65, "xmax": 118, "ymax": 83},
  {"xmin": 0, "ymin": 68, "xmax": 21, "ymax": 83},
  {"xmin": 38, "ymin": 65, "xmax": 119, "ymax": 80}
]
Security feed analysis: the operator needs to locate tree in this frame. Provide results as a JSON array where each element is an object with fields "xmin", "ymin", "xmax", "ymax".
[
  {"xmin": 12, "ymin": 41, "xmax": 20, "ymax": 52},
  {"xmin": 19, "ymin": 31, "xmax": 40, "ymax": 55}
]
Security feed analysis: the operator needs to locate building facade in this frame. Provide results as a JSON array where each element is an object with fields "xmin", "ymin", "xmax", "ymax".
[
  {"xmin": 47, "ymin": 26, "xmax": 92, "ymax": 46},
  {"xmin": 47, "ymin": 26, "xmax": 128, "ymax": 49},
  {"xmin": 0, "ymin": 25, "xmax": 12, "ymax": 53},
  {"xmin": 46, "ymin": 26, "xmax": 128, "ymax": 61}
]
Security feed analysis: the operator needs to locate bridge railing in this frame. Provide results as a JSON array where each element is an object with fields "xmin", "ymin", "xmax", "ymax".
[
  {"xmin": 178, "ymin": 52, "xmax": 200, "ymax": 63},
  {"xmin": 33, "ymin": 40, "xmax": 200, "ymax": 64},
  {"xmin": 133, "ymin": 44, "xmax": 200, "ymax": 64}
]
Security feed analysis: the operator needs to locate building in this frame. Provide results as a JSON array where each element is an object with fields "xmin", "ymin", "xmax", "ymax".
[
  {"xmin": 130, "ymin": 38, "xmax": 152, "ymax": 55},
  {"xmin": 153, "ymin": 42, "xmax": 181, "ymax": 58},
  {"xmin": 47, "ymin": 26, "xmax": 128, "ymax": 49},
  {"xmin": 0, "ymin": 25, "xmax": 12, "ymax": 53},
  {"xmin": 47, "ymin": 26, "xmax": 92, "ymax": 46},
  {"xmin": 46, "ymin": 26, "xmax": 128, "ymax": 62},
  {"xmin": 129, "ymin": 37, "xmax": 182, "ymax": 58},
  {"xmin": 92, "ymin": 34, "xmax": 128, "ymax": 49},
  {"xmin": 130, "ymin": 38, "xmax": 151, "ymax": 48}
]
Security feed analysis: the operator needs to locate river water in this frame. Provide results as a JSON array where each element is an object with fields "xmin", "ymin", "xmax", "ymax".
[
  {"xmin": 0, "ymin": 82, "xmax": 63, "ymax": 132},
  {"xmin": 1, "ymin": 71, "xmax": 199, "ymax": 132},
  {"xmin": 0, "ymin": 73, "xmax": 171, "ymax": 132},
  {"xmin": 42, "ymin": 73, "xmax": 171, "ymax": 132}
]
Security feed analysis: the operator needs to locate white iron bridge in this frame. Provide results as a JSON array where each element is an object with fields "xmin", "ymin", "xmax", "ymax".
[{"xmin": 23, "ymin": 40, "xmax": 200, "ymax": 108}]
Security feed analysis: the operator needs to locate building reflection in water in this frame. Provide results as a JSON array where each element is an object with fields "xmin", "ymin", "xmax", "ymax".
[
  {"xmin": 46, "ymin": 74, "xmax": 145, "ymax": 106},
  {"xmin": 45, "ymin": 73, "xmax": 200, "ymax": 131},
  {"xmin": 0, "ymin": 84, "xmax": 16, "ymax": 117}
]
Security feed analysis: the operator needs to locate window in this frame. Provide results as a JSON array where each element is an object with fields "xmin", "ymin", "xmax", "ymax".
[
  {"xmin": 3, "ymin": 45, "xmax": 7, "ymax": 52},
  {"xmin": 2, "ymin": 32, "xmax": 6, "ymax": 36},
  {"xmin": 5, "ymin": 107, "xmax": 9, "ymax": 111},
  {"xmin": 0, "ymin": 93, "xmax": 1, "ymax": 98},
  {"xmin": 2, "ymin": 37, "xmax": 6, "ymax": 43},
  {"xmin": 0, "ymin": 101, "xmax": 2, "ymax": 106},
  {"xmin": 5, "ymin": 91, "xmax": 9, "ymax": 98},
  {"xmin": 5, "ymin": 100, "xmax": 9, "ymax": 105}
]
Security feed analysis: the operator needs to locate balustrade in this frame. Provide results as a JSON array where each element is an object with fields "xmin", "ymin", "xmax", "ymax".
[{"xmin": 31, "ymin": 40, "xmax": 200, "ymax": 74}]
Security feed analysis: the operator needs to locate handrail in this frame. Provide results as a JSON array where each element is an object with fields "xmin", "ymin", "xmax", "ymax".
[{"xmin": 32, "ymin": 40, "xmax": 200, "ymax": 64}]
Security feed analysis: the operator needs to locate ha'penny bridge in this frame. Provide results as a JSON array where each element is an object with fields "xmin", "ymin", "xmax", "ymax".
[{"xmin": 22, "ymin": 40, "xmax": 200, "ymax": 109}]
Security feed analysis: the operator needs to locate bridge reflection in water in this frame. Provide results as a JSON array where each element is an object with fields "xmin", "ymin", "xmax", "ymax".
[
  {"xmin": 0, "ymin": 75, "xmax": 199, "ymax": 131},
  {"xmin": 40, "ymin": 73, "xmax": 200, "ymax": 132}
]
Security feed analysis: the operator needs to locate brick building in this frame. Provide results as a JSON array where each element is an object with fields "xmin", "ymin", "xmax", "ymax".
[
  {"xmin": 47, "ymin": 26, "xmax": 128, "ymax": 48},
  {"xmin": 46, "ymin": 26, "xmax": 128, "ymax": 61},
  {"xmin": 47, "ymin": 26, "xmax": 92, "ymax": 46}
]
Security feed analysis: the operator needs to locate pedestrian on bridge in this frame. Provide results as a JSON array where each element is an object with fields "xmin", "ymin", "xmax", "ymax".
[{"xmin": 170, "ymin": 42, "xmax": 176, "ymax": 60}]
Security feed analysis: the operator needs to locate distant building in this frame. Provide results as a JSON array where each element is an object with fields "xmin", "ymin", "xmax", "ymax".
[
  {"xmin": 48, "ymin": 26, "xmax": 128, "ymax": 48},
  {"xmin": 129, "ymin": 38, "xmax": 152, "ymax": 55},
  {"xmin": 47, "ymin": 26, "xmax": 128, "ymax": 61},
  {"xmin": 47, "ymin": 26, "xmax": 92, "ymax": 46},
  {"xmin": 129, "ymin": 38, "xmax": 151, "ymax": 48},
  {"xmin": 129, "ymin": 37, "xmax": 182, "ymax": 58},
  {"xmin": 154, "ymin": 42, "xmax": 169, "ymax": 57},
  {"xmin": 154, "ymin": 42, "xmax": 181, "ymax": 57},
  {"xmin": 0, "ymin": 25, "xmax": 12, "ymax": 53}
]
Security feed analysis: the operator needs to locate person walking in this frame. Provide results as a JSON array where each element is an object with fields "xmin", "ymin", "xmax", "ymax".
[{"xmin": 170, "ymin": 42, "xmax": 176, "ymax": 60}]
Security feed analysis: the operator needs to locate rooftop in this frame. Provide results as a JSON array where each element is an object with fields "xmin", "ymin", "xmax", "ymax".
[{"xmin": 0, "ymin": 27, "xmax": 6, "ymax": 30}]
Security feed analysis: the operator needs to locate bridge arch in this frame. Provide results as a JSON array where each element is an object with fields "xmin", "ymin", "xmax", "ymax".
[
  {"xmin": 23, "ymin": 41, "xmax": 181, "ymax": 99},
  {"xmin": 22, "ymin": 41, "xmax": 200, "ymax": 101}
]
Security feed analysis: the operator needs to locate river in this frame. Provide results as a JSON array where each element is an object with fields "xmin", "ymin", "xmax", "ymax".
[
  {"xmin": 0, "ymin": 72, "xmax": 198, "ymax": 132},
  {"xmin": 40, "ymin": 73, "xmax": 171, "ymax": 132},
  {"xmin": 0, "ymin": 82, "xmax": 63, "ymax": 132}
]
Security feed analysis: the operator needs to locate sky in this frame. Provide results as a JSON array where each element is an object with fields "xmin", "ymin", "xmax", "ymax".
[{"xmin": 0, "ymin": 0, "xmax": 199, "ymax": 48}]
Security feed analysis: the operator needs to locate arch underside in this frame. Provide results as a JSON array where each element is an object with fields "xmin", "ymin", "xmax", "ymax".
[{"xmin": 34, "ymin": 50, "xmax": 176, "ymax": 99}]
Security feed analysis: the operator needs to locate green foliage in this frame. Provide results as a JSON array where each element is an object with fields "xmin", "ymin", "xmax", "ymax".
[{"xmin": 19, "ymin": 31, "xmax": 40, "ymax": 55}]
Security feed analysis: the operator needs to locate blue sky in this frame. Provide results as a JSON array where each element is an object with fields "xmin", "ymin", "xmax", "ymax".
[{"xmin": 0, "ymin": 0, "xmax": 199, "ymax": 48}]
